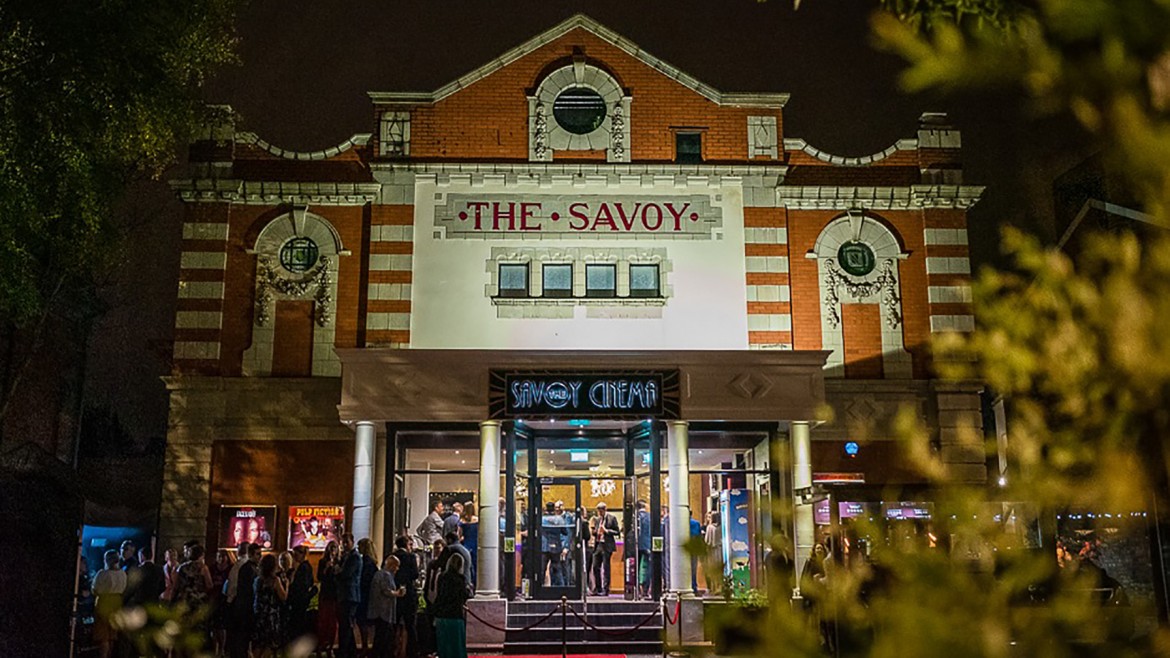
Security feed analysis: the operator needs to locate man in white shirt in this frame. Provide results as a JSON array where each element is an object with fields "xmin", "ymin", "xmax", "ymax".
[{"xmin": 224, "ymin": 542, "xmax": 250, "ymax": 603}]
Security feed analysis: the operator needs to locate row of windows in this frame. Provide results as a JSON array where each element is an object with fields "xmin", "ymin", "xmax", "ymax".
[{"xmin": 498, "ymin": 263, "xmax": 661, "ymax": 299}]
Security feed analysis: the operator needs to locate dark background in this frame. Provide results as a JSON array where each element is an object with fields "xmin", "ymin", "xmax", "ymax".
[{"xmin": 84, "ymin": 0, "xmax": 1087, "ymax": 448}]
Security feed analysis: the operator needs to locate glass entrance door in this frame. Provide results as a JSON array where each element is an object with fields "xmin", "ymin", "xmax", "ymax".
[
  {"xmin": 532, "ymin": 478, "xmax": 583, "ymax": 600},
  {"xmin": 515, "ymin": 425, "xmax": 662, "ymax": 600}
]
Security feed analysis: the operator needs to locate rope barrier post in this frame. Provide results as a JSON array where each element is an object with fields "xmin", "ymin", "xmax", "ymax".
[
  {"xmin": 561, "ymin": 596, "xmax": 568, "ymax": 658},
  {"xmin": 661, "ymin": 599, "xmax": 668, "ymax": 658},
  {"xmin": 663, "ymin": 596, "xmax": 685, "ymax": 658}
]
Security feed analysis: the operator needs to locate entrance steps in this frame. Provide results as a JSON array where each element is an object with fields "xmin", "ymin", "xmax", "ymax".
[{"xmin": 503, "ymin": 599, "xmax": 663, "ymax": 655}]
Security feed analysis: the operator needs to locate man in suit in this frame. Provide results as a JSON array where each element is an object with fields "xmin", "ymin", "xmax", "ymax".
[
  {"xmin": 226, "ymin": 543, "xmax": 260, "ymax": 658},
  {"xmin": 590, "ymin": 503, "xmax": 620, "ymax": 595},
  {"xmin": 336, "ymin": 533, "xmax": 364, "ymax": 658},
  {"xmin": 438, "ymin": 530, "xmax": 475, "ymax": 589},
  {"xmin": 393, "ymin": 536, "xmax": 421, "ymax": 658},
  {"xmin": 635, "ymin": 500, "xmax": 652, "ymax": 598},
  {"xmin": 416, "ymin": 499, "xmax": 445, "ymax": 548},
  {"xmin": 124, "ymin": 545, "xmax": 167, "ymax": 606},
  {"xmin": 442, "ymin": 502, "xmax": 464, "ymax": 539}
]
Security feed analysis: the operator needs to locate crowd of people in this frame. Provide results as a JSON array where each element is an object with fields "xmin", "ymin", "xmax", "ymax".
[
  {"xmin": 521, "ymin": 499, "xmax": 725, "ymax": 597},
  {"xmin": 85, "ymin": 529, "xmax": 479, "ymax": 658}
]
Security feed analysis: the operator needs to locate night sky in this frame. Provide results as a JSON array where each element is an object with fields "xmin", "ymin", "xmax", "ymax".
[{"xmin": 85, "ymin": 0, "xmax": 1081, "ymax": 444}]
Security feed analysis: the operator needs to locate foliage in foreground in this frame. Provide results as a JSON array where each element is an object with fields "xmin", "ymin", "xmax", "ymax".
[{"xmin": 744, "ymin": 1, "xmax": 1170, "ymax": 657}]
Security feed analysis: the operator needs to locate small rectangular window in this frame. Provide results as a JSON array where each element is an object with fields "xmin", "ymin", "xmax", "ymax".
[
  {"xmin": 629, "ymin": 264, "xmax": 660, "ymax": 298},
  {"xmin": 498, "ymin": 264, "xmax": 529, "ymax": 298},
  {"xmin": 542, "ymin": 264, "xmax": 573, "ymax": 298},
  {"xmin": 675, "ymin": 133, "xmax": 703, "ymax": 164},
  {"xmin": 585, "ymin": 264, "xmax": 616, "ymax": 298}
]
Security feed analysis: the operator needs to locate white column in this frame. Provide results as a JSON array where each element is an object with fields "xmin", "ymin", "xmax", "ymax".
[
  {"xmin": 667, "ymin": 420, "xmax": 693, "ymax": 597},
  {"xmin": 351, "ymin": 421, "xmax": 377, "ymax": 540},
  {"xmin": 791, "ymin": 421, "xmax": 814, "ymax": 597},
  {"xmin": 476, "ymin": 420, "xmax": 502, "ymax": 598}
]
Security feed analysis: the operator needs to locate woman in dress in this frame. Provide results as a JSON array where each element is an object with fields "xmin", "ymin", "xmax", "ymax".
[
  {"xmin": 355, "ymin": 539, "xmax": 379, "ymax": 657},
  {"xmin": 252, "ymin": 554, "xmax": 289, "ymax": 658},
  {"xmin": 316, "ymin": 540, "xmax": 340, "ymax": 657},
  {"xmin": 174, "ymin": 544, "xmax": 214, "ymax": 649},
  {"xmin": 277, "ymin": 551, "xmax": 295, "ymax": 645},
  {"xmin": 160, "ymin": 547, "xmax": 181, "ymax": 603},
  {"xmin": 92, "ymin": 549, "xmax": 127, "ymax": 658},
  {"xmin": 209, "ymin": 549, "xmax": 234, "ymax": 658},
  {"xmin": 432, "ymin": 554, "xmax": 472, "ymax": 658},
  {"xmin": 458, "ymin": 505, "xmax": 479, "ymax": 581}
]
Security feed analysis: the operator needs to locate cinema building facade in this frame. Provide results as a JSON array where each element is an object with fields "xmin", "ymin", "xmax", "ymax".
[{"xmin": 160, "ymin": 13, "xmax": 985, "ymax": 632}]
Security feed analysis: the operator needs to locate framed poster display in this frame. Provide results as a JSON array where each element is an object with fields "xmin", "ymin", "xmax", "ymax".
[
  {"xmin": 219, "ymin": 505, "xmax": 277, "ymax": 550},
  {"xmin": 288, "ymin": 505, "xmax": 345, "ymax": 551}
]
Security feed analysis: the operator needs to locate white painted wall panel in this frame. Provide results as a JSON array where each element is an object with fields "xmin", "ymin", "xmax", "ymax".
[{"xmin": 410, "ymin": 181, "xmax": 750, "ymax": 349}]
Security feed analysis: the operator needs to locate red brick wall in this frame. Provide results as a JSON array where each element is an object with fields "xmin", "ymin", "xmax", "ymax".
[
  {"xmin": 271, "ymin": 301, "xmax": 314, "ymax": 376},
  {"xmin": 787, "ymin": 209, "xmax": 934, "ymax": 379},
  {"xmin": 384, "ymin": 27, "xmax": 783, "ymax": 163},
  {"xmin": 841, "ymin": 304, "xmax": 883, "ymax": 378}
]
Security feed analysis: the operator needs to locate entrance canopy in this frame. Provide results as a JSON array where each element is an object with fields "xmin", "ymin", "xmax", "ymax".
[{"xmin": 336, "ymin": 349, "xmax": 829, "ymax": 423}]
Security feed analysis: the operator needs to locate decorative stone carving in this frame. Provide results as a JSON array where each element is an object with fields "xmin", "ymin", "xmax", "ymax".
[
  {"xmin": 822, "ymin": 258, "xmax": 901, "ymax": 329},
  {"xmin": 533, "ymin": 103, "xmax": 548, "ymax": 160},
  {"xmin": 255, "ymin": 255, "xmax": 333, "ymax": 328},
  {"xmin": 729, "ymin": 372, "xmax": 775, "ymax": 400},
  {"xmin": 610, "ymin": 102, "xmax": 625, "ymax": 158}
]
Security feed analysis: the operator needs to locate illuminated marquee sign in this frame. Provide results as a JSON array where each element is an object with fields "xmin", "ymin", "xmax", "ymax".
[
  {"xmin": 489, "ymin": 369, "xmax": 681, "ymax": 419},
  {"xmin": 434, "ymin": 193, "xmax": 723, "ymax": 239}
]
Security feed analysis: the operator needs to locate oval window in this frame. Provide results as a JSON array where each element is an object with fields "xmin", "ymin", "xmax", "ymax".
[
  {"xmin": 553, "ymin": 88, "xmax": 607, "ymax": 135},
  {"xmin": 280, "ymin": 237, "xmax": 320, "ymax": 273},
  {"xmin": 837, "ymin": 241, "xmax": 876, "ymax": 276}
]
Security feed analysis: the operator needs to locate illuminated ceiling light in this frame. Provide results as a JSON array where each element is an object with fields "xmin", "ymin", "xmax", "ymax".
[
  {"xmin": 997, "ymin": 476, "xmax": 1007, "ymax": 487},
  {"xmin": 454, "ymin": 450, "xmax": 460, "ymax": 455}
]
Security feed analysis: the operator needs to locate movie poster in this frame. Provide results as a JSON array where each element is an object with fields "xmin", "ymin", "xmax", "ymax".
[
  {"xmin": 288, "ymin": 505, "xmax": 345, "ymax": 551},
  {"xmin": 219, "ymin": 505, "xmax": 277, "ymax": 550}
]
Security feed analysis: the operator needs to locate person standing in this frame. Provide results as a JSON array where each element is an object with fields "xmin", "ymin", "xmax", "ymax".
[
  {"xmin": 368, "ymin": 555, "xmax": 406, "ymax": 658},
  {"xmin": 458, "ymin": 506, "xmax": 479, "ymax": 583},
  {"xmin": 420, "ymin": 539, "xmax": 446, "ymax": 658},
  {"xmin": 442, "ymin": 502, "xmax": 464, "ymax": 540},
  {"xmin": 635, "ymin": 500, "xmax": 652, "ymax": 598},
  {"xmin": 227, "ymin": 543, "xmax": 260, "ymax": 658},
  {"xmin": 416, "ymin": 500, "xmax": 445, "ymax": 548},
  {"xmin": 356, "ymin": 538, "xmax": 380, "ymax": 656},
  {"xmin": 93, "ymin": 549, "xmax": 127, "ymax": 658},
  {"xmin": 438, "ymin": 531, "xmax": 474, "ymax": 590},
  {"xmin": 252, "ymin": 554, "xmax": 289, "ymax": 658},
  {"xmin": 704, "ymin": 511, "xmax": 723, "ymax": 595},
  {"xmin": 125, "ymin": 545, "xmax": 167, "ymax": 607},
  {"xmin": 210, "ymin": 549, "xmax": 234, "ymax": 657},
  {"xmin": 689, "ymin": 511, "xmax": 702, "ymax": 594},
  {"xmin": 540, "ymin": 502, "xmax": 568, "ymax": 587},
  {"xmin": 317, "ymin": 541, "xmax": 341, "ymax": 658},
  {"xmin": 432, "ymin": 554, "xmax": 472, "ymax": 658},
  {"xmin": 161, "ymin": 547, "xmax": 181, "ymax": 603},
  {"xmin": 287, "ymin": 545, "xmax": 316, "ymax": 643},
  {"xmin": 174, "ymin": 544, "xmax": 214, "ymax": 651},
  {"xmin": 336, "ymin": 533, "xmax": 364, "ymax": 658},
  {"xmin": 393, "ymin": 536, "xmax": 421, "ymax": 658},
  {"xmin": 590, "ymin": 503, "xmax": 620, "ymax": 595},
  {"xmin": 118, "ymin": 540, "xmax": 139, "ymax": 572}
]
